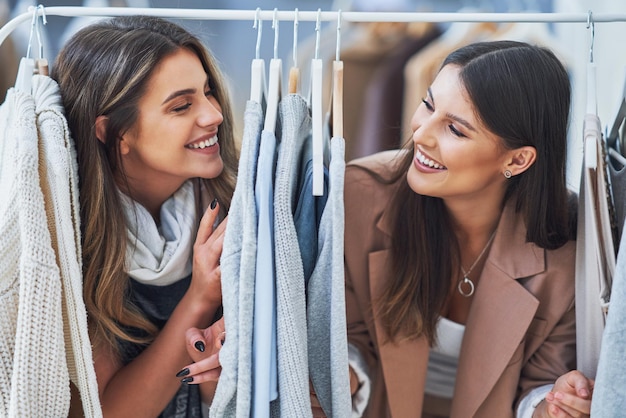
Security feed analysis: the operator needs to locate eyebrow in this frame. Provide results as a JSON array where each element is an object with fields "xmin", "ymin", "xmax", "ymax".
[
  {"xmin": 161, "ymin": 88, "xmax": 196, "ymax": 105},
  {"xmin": 427, "ymin": 87, "xmax": 477, "ymax": 133},
  {"xmin": 161, "ymin": 77, "xmax": 211, "ymax": 105}
]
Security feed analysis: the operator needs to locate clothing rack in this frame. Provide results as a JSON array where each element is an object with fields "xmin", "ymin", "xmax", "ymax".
[{"xmin": 2, "ymin": 6, "xmax": 626, "ymax": 49}]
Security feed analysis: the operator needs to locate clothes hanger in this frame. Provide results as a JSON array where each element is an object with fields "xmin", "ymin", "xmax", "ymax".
[
  {"xmin": 250, "ymin": 8, "xmax": 266, "ymax": 105},
  {"xmin": 331, "ymin": 10, "xmax": 344, "ymax": 140},
  {"xmin": 288, "ymin": 9, "xmax": 300, "ymax": 94},
  {"xmin": 263, "ymin": 8, "xmax": 282, "ymax": 133},
  {"xmin": 311, "ymin": 8, "xmax": 324, "ymax": 196},
  {"xmin": 585, "ymin": 11, "xmax": 599, "ymax": 170},
  {"xmin": 14, "ymin": 5, "xmax": 47, "ymax": 93}
]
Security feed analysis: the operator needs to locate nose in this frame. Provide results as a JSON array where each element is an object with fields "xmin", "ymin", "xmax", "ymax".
[
  {"xmin": 410, "ymin": 106, "xmax": 436, "ymax": 146},
  {"xmin": 197, "ymin": 96, "xmax": 224, "ymax": 128}
]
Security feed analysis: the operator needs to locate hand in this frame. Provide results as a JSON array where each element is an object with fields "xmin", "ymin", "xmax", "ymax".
[
  {"xmin": 177, "ymin": 317, "xmax": 226, "ymax": 384},
  {"xmin": 309, "ymin": 381, "xmax": 327, "ymax": 418},
  {"xmin": 535, "ymin": 370, "xmax": 594, "ymax": 418},
  {"xmin": 189, "ymin": 200, "xmax": 228, "ymax": 307}
]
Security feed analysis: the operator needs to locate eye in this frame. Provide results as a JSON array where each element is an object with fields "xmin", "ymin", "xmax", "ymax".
[
  {"xmin": 173, "ymin": 102, "xmax": 192, "ymax": 112},
  {"xmin": 205, "ymin": 88, "xmax": 214, "ymax": 98},
  {"xmin": 448, "ymin": 124, "xmax": 466, "ymax": 138},
  {"xmin": 421, "ymin": 98, "xmax": 434, "ymax": 112}
]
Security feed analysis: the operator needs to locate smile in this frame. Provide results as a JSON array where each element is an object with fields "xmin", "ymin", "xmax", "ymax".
[
  {"xmin": 186, "ymin": 136, "xmax": 218, "ymax": 149},
  {"xmin": 415, "ymin": 149, "xmax": 446, "ymax": 170}
]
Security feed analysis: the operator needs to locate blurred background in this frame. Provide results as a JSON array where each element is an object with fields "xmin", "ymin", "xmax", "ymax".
[{"xmin": 2, "ymin": 0, "xmax": 625, "ymax": 189}]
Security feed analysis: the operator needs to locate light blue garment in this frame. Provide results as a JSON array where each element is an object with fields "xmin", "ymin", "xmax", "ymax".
[
  {"xmin": 591, "ymin": 225, "xmax": 626, "ymax": 415},
  {"xmin": 307, "ymin": 137, "xmax": 351, "ymax": 418},
  {"xmin": 273, "ymin": 94, "xmax": 313, "ymax": 417},
  {"xmin": 251, "ymin": 129, "xmax": 279, "ymax": 418},
  {"xmin": 211, "ymin": 100, "xmax": 262, "ymax": 418}
]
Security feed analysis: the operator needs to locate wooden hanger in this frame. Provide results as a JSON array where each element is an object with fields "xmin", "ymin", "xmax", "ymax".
[
  {"xmin": 288, "ymin": 8, "xmax": 300, "ymax": 94},
  {"xmin": 331, "ymin": 10, "xmax": 344, "ymax": 140},
  {"xmin": 263, "ymin": 9, "xmax": 282, "ymax": 133}
]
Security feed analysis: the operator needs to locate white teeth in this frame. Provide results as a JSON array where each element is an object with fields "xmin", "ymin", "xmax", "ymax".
[
  {"xmin": 187, "ymin": 136, "xmax": 218, "ymax": 149},
  {"xmin": 415, "ymin": 150, "xmax": 445, "ymax": 170}
]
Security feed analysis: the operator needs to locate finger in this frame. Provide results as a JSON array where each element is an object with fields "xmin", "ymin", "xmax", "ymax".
[
  {"xmin": 195, "ymin": 199, "xmax": 220, "ymax": 246},
  {"xmin": 552, "ymin": 391, "xmax": 592, "ymax": 416},
  {"xmin": 178, "ymin": 353, "xmax": 221, "ymax": 383}
]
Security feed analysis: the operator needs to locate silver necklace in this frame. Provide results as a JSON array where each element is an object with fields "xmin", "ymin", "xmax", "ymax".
[{"xmin": 458, "ymin": 230, "xmax": 497, "ymax": 297}]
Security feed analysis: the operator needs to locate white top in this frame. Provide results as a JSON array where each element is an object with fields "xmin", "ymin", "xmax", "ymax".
[{"xmin": 424, "ymin": 317, "xmax": 465, "ymax": 398}]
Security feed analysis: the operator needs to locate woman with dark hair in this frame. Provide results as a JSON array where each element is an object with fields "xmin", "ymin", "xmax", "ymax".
[
  {"xmin": 52, "ymin": 16, "xmax": 236, "ymax": 417},
  {"xmin": 344, "ymin": 41, "xmax": 593, "ymax": 418}
]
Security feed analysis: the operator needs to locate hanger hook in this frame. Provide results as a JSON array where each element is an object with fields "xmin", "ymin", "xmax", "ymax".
[
  {"xmin": 335, "ymin": 9, "xmax": 342, "ymax": 62},
  {"xmin": 272, "ymin": 8, "xmax": 279, "ymax": 60},
  {"xmin": 314, "ymin": 8, "xmax": 322, "ymax": 60},
  {"xmin": 253, "ymin": 7, "xmax": 262, "ymax": 60},
  {"xmin": 292, "ymin": 8, "xmax": 299, "ymax": 67},
  {"xmin": 587, "ymin": 10, "xmax": 595, "ymax": 63},
  {"xmin": 26, "ymin": 5, "xmax": 46, "ymax": 59}
]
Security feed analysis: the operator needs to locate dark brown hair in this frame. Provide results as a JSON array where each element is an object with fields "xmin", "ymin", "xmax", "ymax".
[{"xmin": 377, "ymin": 41, "xmax": 573, "ymax": 344}]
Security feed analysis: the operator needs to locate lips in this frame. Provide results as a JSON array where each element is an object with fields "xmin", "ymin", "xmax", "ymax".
[
  {"xmin": 186, "ymin": 136, "xmax": 218, "ymax": 149},
  {"xmin": 415, "ymin": 148, "xmax": 446, "ymax": 170}
]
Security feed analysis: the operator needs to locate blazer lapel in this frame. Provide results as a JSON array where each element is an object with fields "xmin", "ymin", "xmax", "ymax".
[{"xmin": 451, "ymin": 204, "xmax": 545, "ymax": 417}]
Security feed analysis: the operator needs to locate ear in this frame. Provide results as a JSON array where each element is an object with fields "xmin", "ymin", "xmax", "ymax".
[
  {"xmin": 94, "ymin": 115, "xmax": 108, "ymax": 144},
  {"xmin": 504, "ymin": 146, "xmax": 537, "ymax": 177},
  {"xmin": 95, "ymin": 115, "xmax": 131, "ymax": 155}
]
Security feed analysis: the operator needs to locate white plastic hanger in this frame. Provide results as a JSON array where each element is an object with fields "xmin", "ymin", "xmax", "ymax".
[
  {"xmin": 585, "ymin": 11, "xmax": 598, "ymax": 169},
  {"xmin": 288, "ymin": 8, "xmax": 300, "ymax": 94},
  {"xmin": 263, "ymin": 8, "xmax": 282, "ymax": 133},
  {"xmin": 15, "ymin": 5, "xmax": 47, "ymax": 93},
  {"xmin": 250, "ymin": 8, "xmax": 266, "ymax": 105},
  {"xmin": 311, "ymin": 9, "xmax": 324, "ymax": 196}
]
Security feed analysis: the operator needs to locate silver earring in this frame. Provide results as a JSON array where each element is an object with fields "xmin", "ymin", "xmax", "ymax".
[{"xmin": 504, "ymin": 170, "xmax": 512, "ymax": 179}]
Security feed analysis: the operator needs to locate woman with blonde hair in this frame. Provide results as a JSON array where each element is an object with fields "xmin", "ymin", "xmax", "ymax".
[{"xmin": 52, "ymin": 15, "xmax": 237, "ymax": 417}]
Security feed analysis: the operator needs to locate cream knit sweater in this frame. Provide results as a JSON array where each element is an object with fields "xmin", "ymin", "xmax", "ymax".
[{"xmin": 0, "ymin": 76, "xmax": 101, "ymax": 417}]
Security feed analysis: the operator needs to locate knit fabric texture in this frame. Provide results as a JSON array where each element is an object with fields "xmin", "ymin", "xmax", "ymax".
[
  {"xmin": 0, "ymin": 85, "xmax": 70, "ymax": 417},
  {"xmin": 32, "ymin": 75, "xmax": 101, "ymax": 417},
  {"xmin": 272, "ymin": 94, "xmax": 313, "ymax": 417}
]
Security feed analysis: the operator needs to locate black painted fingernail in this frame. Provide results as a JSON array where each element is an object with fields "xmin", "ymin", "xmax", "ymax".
[
  {"xmin": 194, "ymin": 341, "xmax": 205, "ymax": 352},
  {"xmin": 181, "ymin": 377, "xmax": 194, "ymax": 384},
  {"xmin": 175, "ymin": 368, "xmax": 190, "ymax": 378},
  {"xmin": 221, "ymin": 338, "xmax": 225, "ymax": 346},
  {"xmin": 210, "ymin": 198, "xmax": 218, "ymax": 210}
]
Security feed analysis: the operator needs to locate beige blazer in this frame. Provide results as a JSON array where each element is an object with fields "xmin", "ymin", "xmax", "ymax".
[{"xmin": 345, "ymin": 151, "xmax": 577, "ymax": 418}]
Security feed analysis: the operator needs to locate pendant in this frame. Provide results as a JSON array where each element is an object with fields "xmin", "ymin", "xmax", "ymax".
[{"xmin": 458, "ymin": 276, "xmax": 475, "ymax": 297}]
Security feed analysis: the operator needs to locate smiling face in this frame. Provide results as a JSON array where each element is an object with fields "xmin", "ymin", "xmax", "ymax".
[
  {"xmin": 117, "ymin": 47, "xmax": 224, "ymax": 199},
  {"xmin": 406, "ymin": 64, "xmax": 515, "ymax": 205}
]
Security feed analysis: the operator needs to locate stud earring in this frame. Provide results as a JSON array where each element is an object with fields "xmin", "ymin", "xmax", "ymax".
[{"xmin": 504, "ymin": 170, "xmax": 512, "ymax": 179}]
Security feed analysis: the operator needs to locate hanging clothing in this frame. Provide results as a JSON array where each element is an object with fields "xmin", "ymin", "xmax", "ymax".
[
  {"xmin": 211, "ymin": 100, "xmax": 263, "ymax": 418},
  {"xmin": 591, "ymin": 224, "xmax": 626, "ymax": 415},
  {"xmin": 307, "ymin": 136, "xmax": 351, "ymax": 418},
  {"xmin": 575, "ymin": 113, "xmax": 616, "ymax": 379},
  {"xmin": 252, "ymin": 128, "xmax": 279, "ymax": 417},
  {"xmin": 0, "ymin": 85, "xmax": 70, "ymax": 418},
  {"xmin": 272, "ymin": 94, "xmax": 314, "ymax": 417},
  {"xmin": 32, "ymin": 75, "xmax": 101, "ymax": 418}
]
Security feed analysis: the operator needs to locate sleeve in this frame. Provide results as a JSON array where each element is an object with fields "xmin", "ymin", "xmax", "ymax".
[
  {"xmin": 349, "ymin": 343, "xmax": 372, "ymax": 417},
  {"xmin": 516, "ymin": 384, "xmax": 552, "ymax": 418}
]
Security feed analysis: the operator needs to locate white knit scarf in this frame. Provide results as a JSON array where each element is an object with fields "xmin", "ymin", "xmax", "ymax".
[{"xmin": 119, "ymin": 180, "xmax": 198, "ymax": 286}]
